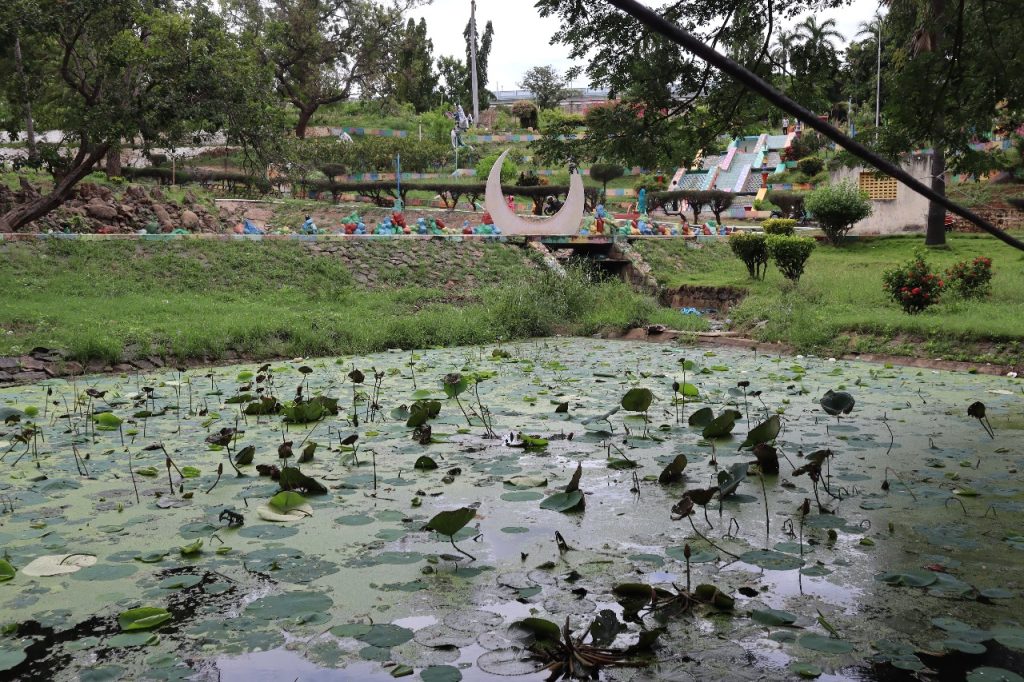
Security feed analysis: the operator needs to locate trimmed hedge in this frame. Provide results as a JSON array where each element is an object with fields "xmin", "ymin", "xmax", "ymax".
[
  {"xmin": 761, "ymin": 218, "xmax": 796, "ymax": 236},
  {"xmin": 804, "ymin": 181, "xmax": 872, "ymax": 245},
  {"xmin": 650, "ymin": 189, "xmax": 734, "ymax": 223},
  {"xmin": 765, "ymin": 190, "xmax": 806, "ymax": 220},
  {"xmin": 766, "ymin": 235, "xmax": 815, "ymax": 282},
  {"xmin": 728, "ymin": 232, "xmax": 769, "ymax": 280}
]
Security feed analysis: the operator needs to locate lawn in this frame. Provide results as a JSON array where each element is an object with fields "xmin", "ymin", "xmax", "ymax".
[
  {"xmin": 0, "ymin": 239, "xmax": 686, "ymax": 364},
  {"xmin": 635, "ymin": 233, "xmax": 1024, "ymax": 365}
]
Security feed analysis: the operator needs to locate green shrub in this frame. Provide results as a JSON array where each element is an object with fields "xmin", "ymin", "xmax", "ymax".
[
  {"xmin": 882, "ymin": 251, "xmax": 944, "ymax": 313},
  {"xmin": 804, "ymin": 181, "xmax": 872, "ymax": 245},
  {"xmin": 766, "ymin": 235, "xmax": 815, "ymax": 282},
  {"xmin": 765, "ymin": 190, "xmax": 807, "ymax": 220},
  {"xmin": 945, "ymin": 256, "xmax": 993, "ymax": 299},
  {"xmin": 797, "ymin": 157, "xmax": 825, "ymax": 176},
  {"xmin": 728, "ymin": 232, "xmax": 769, "ymax": 280},
  {"xmin": 475, "ymin": 152, "xmax": 519, "ymax": 183},
  {"xmin": 761, "ymin": 218, "xmax": 796, "ymax": 236},
  {"xmin": 633, "ymin": 174, "xmax": 668, "ymax": 194},
  {"xmin": 753, "ymin": 198, "xmax": 781, "ymax": 212}
]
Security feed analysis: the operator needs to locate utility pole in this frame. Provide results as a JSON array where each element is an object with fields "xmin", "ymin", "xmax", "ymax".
[{"xmin": 469, "ymin": 0, "xmax": 480, "ymax": 123}]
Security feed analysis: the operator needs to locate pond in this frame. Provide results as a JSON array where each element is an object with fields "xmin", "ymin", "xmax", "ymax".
[{"xmin": 0, "ymin": 339, "xmax": 1021, "ymax": 682}]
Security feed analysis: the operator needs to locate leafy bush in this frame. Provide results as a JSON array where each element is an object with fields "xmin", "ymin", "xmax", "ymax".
[
  {"xmin": 753, "ymin": 198, "xmax": 781, "ymax": 212},
  {"xmin": 728, "ymin": 232, "xmax": 769, "ymax": 280},
  {"xmin": 766, "ymin": 235, "xmax": 815, "ymax": 282},
  {"xmin": 651, "ymin": 189, "xmax": 732, "ymax": 223},
  {"xmin": 476, "ymin": 152, "xmax": 519, "ymax": 183},
  {"xmin": 882, "ymin": 251, "xmax": 944, "ymax": 313},
  {"xmin": 761, "ymin": 218, "xmax": 796, "ymax": 236},
  {"xmin": 765, "ymin": 191, "xmax": 806, "ymax": 220},
  {"xmin": 804, "ymin": 181, "xmax": 872, "ymax": 245},
  {"xmin": 538, "ymin": 109, "xmax": 585, "ymax": 132},
  {"xmin": 945, "ymin": 257, "xmax": 993, "ymax": 299},
  {"xmin": 634, "ymin": 174, "xmax": 668, "ymax": 193},
  {"xmin": 511, "ymin": 100, "xmax": 538, "ymax": 128},
  {"xmin": 797, "ymin": 157, "xmax": 825, "ymax": 176}
]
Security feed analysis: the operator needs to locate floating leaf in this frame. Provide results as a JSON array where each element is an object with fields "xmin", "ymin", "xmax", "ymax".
[
  {"xmin": 420, "ymin": 665, "xmax": 462, "ymax": 682},
  {"xmin": 799, "ymin": 634, "xmax": 854, "ymax": 654},
  {"xmin": 790, "ymin": 662, "xmax": 822, "ymax": 678},
  {"xmin": 875, "ymin": 569, "xmax": 937, "ymax": 588},
  {"xmin": 539, "ymin": 490, "xmax": 584, "ymax": 513},
  {"xmin": 414, "ymin": 455, "xmax": 438, "ymax": 470},
  {"xmin": 21, "ymin": 554, "xmax": 97, "ymax": 577},
  {"xmin": 118, "ymin": 607, "xmax": 172, "ymax": 632},
  {"xmin": 178, "ymin": 539, "xmax": 202, "ymax": 556},
  {"xmin": 355, "ymin": 624, "xmax": 414, "ymax": 647},
  {"xmin": 751, "ymin": 608, "xmax": 798, "ymax": 626},
  {"xmin": 268, "ymin": 491, "xmax": 307, "ymax": 513},
  {"xmin": 966, "ymin": 668, "xmax": 1023, "ymax": 682},
  {"xmin": 0, "ymin": 559, "xmax": 15, "ymax": 582},
  {"xmin": 740, "ymin": 550, "xmax": 804, "ymax": 571},
  {"xmin": 820, "ymin": 390, "xmax": 855, "ymax": 416},
  {"xmin": 621, "ymin": 388, "xmax": 654, "ymax": 412},
  {"xmin": 425, "ymin": 507, "xmax": 476, "ymax": 538}
]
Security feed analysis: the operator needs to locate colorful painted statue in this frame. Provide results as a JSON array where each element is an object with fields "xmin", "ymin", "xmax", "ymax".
[
  {"xmin": 637, "ymin": 189, "xmax": 647, "ymax": 215},
  {"xmin": 301, "ymin": 216, "xmax": 318, "ymax": 234}
]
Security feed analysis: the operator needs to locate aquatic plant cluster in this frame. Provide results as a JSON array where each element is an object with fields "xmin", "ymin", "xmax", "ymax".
[{"xmin": 0, "ymin": 340, "xmax": 1021, "ymax": 681}]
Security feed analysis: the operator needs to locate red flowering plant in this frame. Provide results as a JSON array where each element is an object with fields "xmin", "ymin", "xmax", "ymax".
[
  {"xmin": 945, "ymin": 256, "xmax": 993, "ymax": 299},
  {"xmin": 882, "ymin": 251, "xmax": 944, "ymax": 313}
]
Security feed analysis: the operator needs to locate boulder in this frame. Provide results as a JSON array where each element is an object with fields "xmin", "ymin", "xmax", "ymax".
[
  {"xmin": 85, "ymin": 199, "xmax": 118, "ymax": 221},
  {"xmin": 153, "ymin": 204, "xmax": 173, "ymax": 228},
  {"xmin": 180, "ymin": 209, "xmax": 200, "ymax": 230}
]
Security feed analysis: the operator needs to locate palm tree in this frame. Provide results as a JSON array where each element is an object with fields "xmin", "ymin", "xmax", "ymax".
[
  {"xmin": 772, "ymin": 29, "xmax": 798, "ymax": 75},
  {"xmin": 795, "ymin": 17, "xmax": 844, "ymax": 52}
]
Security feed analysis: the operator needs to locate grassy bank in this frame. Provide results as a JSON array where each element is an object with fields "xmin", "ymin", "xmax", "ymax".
[
  {"xmin": 636, "ymin": 233, "xmax": 1024, "ymax": 365},
  {"xmin": 0, "ymin": 239, "xmax": 687, "ymax": 364}
]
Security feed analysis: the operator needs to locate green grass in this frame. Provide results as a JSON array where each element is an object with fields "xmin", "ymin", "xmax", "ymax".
[
  {"xmin": 636, "ymin": 233, "xmax": 1024, "ymax": 364},
  {"xmin": 0, "ymin": 240, "xmax": 675, "ymax": 364}
]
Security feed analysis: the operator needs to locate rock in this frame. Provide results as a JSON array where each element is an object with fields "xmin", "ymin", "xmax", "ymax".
[
  {"xmin": 180, "ymin": 210, "xmax": 200, "ymax": 230},
  {"xmin": 0, "ymin": 357, "xmax": 19, "ymax": 370},
  {"xmin": 149, "ymin": 187, "xmax": 165, "ymax": 201},
  {"xmin": 15, "ymin": 371, "xmax": 47, "ymax": 382},
  {"xmin": 153, "ymin": 204, "xmax": 173, "ymax": 228},
  {"xmin": 85, "ymin": 199, "xmax": 118, "ymax": 221}
]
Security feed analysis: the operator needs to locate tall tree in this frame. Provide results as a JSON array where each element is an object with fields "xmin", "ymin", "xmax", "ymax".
[
  {"xmin": 0, "ymin": 0, "xmax": 46, "ymax": 161},
  {"xmin": 463, "ymin": 17, "xmax": 493, "ymax": 114},
  {"xmin": 436, "ymin": 55, "xmax": 469, "ymax": 109},
  {"xmin": 519, "ymin": 65, "xmax": 574, "ymax": 111},
  {"xmin": 228, "ymin": 0, "xmax": 414, "ymax": 138},
  {"xmin": 391, "ymin": 17, "xmax": 438, "ymax": 112},
  {"xmin": 879, "ymin": 0, "xmax": 1024, "ymax": 245},
  {"xmin": 535, "ymin": 0, "xmax": 804, "ymax": 168},
  {"xmin": 0, "ymin": 0, "xmax": 280, "ymax": 232}
]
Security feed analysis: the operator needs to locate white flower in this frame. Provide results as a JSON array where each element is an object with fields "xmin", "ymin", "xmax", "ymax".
[{"xmin": 1008, "ymin": 372, "xmax": 1019, "ymax": 378}]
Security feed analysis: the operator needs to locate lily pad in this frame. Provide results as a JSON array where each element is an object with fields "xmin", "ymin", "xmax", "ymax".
[
  {"xmin": 740, "ymin": 550, "xmax": 804, "ymax": 571},
  {"xmin": 356, "ymin": 624, "xmax": 414, "ymax": 648},
  {"xmin": 118, "ymin": 607, "xmax": 172, "ymax": 631},
  {"xmin": 799, "ymin": 634, "xmax": 854, "ymax": 654},
  {"xmin": 21, "ymin": 554, "xmax": 97, "ymax": 577},
  {"xmin": 751, "ymin": 608, "xmax": 799, "ymax": 626},
  {"xmin": 539, "ymin": 490, "xmax": 584, "ymax": 512},
  {"xmin": 875, "ymin": 569, "xmax": 937, "ymax": 588}
]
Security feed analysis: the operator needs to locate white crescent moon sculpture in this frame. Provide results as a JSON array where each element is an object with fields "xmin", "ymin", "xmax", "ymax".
[{"xmin": 484, "ymin": 149, "xmax": 585, "ymax": 235}]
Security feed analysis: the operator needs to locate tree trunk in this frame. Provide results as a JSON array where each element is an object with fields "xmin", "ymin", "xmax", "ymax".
[
  {"xmin": 0, "ymin": 144, "xmax": 110, "ymax": 232},
  {"xmin": 13, "ymin": 36, "xmax": 37, "ymax": 161},
  {"xmin": 923, "ymin": 0, "xmax": 947, "ymax": 247},
  {"xmin": 924, "ymin": 147, "xmax": 947, "ymax": 246},
  {"xmin": 105, "ymin": 147, "xmax": 122, "ymax": 178},
  {"xmin": 294, "ymin": 108, "xmax": 315, "ymax": 139}
]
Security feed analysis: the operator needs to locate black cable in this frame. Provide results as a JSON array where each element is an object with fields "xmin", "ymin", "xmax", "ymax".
[{"xmin": 604, "ymin": 0, "xmax": 1024, "ymax": 251}]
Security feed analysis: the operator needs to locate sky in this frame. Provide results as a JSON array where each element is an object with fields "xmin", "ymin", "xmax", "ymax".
[{"xmin": 409, "ymin": 0, "xmax": 885, "ymax": 93}]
